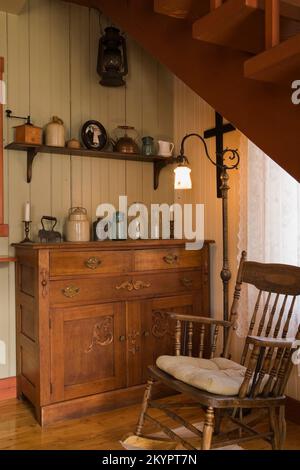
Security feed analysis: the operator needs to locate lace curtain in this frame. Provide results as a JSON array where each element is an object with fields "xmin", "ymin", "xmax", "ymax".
[
  {"xmin": 237, "ymin": 138, "xmax": 300, "ymax": 337},
  {"xmin": 237, "ymin": 138, "xmax": 300, "ymax": 390}
]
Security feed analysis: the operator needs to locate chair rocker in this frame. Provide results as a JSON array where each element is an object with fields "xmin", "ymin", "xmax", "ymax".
[{"xmin": 134, "ymin": 251, "xmax": 300, "ymax": 450}]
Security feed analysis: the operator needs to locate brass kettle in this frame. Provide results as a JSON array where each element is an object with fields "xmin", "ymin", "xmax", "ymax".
[{"xmin": 111, "ymin": 125, "xmax": 140, "ymax": 154}]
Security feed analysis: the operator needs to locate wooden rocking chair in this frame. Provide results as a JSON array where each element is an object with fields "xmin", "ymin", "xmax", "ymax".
[{"xmin": 134, "ymin": 252, "xmax": 300, "ymax": 450}]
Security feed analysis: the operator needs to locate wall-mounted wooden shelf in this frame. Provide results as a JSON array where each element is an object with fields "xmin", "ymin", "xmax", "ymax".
[
  {"xmin": 0, "ymin": 256, "xmax": 16, "ymax": 263},
  {"xmin": 5, "ymin": 142, "xmax": 174, "ymax": 190}
]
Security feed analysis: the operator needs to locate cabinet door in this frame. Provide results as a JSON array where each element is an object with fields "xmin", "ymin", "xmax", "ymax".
[
  {"xmin": 50, "ymin": 303, "xmax": 126, "ymax": 403},
  {"xmin": 140, "ymin": 293, "xmax": 202, "ymax": 383}
]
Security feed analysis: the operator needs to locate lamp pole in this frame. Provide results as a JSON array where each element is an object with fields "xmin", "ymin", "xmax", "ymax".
[
  {"xmin": 220, "ymin": 169, "xmax": 231, "ymax": 326},
  {"xmin": 177, "ymin": 135, "xmax": 240, "ymax": 346}
]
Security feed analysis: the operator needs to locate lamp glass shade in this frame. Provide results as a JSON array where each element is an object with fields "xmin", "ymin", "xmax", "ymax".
[{"xmin": 174, "ymin": 165, "xmax": 192, "ymax": 189}]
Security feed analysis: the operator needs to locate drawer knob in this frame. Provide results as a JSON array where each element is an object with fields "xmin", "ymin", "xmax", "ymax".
[
  {"xmin": 133, "ymin": 280, "xmax": 151, "ymax": 290},
  {"xmin": 163, "ymin": 254, "xmax": 178, "ymax": 265},
  {"xmin": 116, "ymin": 281, "xmax": 134, "ymax": 292},
  {"xmin": 62, "ymin": 285, "xmax": 80, "ymax": 298},
  {"xmin": 116, "ymin": 280, "xmax": 151, "ymax": 291},
  {"xmin": 143, "ymin": 331, "xmax": 150, "ymax": 337},
  {"xmin": 85, "ymin": 257, "xmax": 101, "ymax": 270},
  {"xmin": 119, "ymin": 335, "xmax": 126, "ymax": 342},
  {"xmin": 181, "ymin": 277, "xmax": 193, "ymax": 288}
]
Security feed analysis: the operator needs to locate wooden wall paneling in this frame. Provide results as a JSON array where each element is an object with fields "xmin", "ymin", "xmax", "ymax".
[
  {"xmin": 157, "ymin": 64, "xmax": 174, "ymax": 206},
  {"xmin": 107, "ymin": 87, "xmax": 126, "ymax": 210},
  {"xmin": 90, "ymin": 10, "xmax": 109, "ymax": 219},
  {"xmin": 0, "ymin": 58, "xmax": 4, "ymax": 232},
  {"xmin": 125, "ymin": 36, "xmax": 143, "ymax": 206},
  {"xmin": 141, "ymin": 51, "xmax": 158, "ymax": 209},
  {"xmin": 7, "ymin": 7, "xmax": 30, "ymax": 245},
  {"xmin": 6, "ymin": 7, "xmax": 31, "ymax": 377},
  {"xmin": 0, "ymin": 22, "xmax": 8, "ymax": 240},
  {"xmin": 0, "ymin": 12, "xmax": 9, "ymax": 379},
  {"xmin": 70, "ymin": 4, "xmax": 91, "ymax": 215},
  {"xmin": 0, "ymin": 16, "xmax": 8, "ymax": 240},
  {"xmin": 29, "ymin": 0, "xmax": 52, "ymax": 238},
  {"xmin": 49, "ymin": 0, "xmax": 71, "ymax": 235},
  {"xmin": 69, "ymin": 4, "xmax": 83, "ymax": 209}
]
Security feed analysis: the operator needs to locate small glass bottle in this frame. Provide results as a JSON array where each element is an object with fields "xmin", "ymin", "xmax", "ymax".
[{"xmin": 142, "ymin": 136, "xmax": 155, "ymax": 156}]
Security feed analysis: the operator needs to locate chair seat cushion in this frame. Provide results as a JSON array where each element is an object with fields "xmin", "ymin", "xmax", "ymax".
[{"xmin": 156, "ymin": 355, "xmax": 247, "ymax": 396}]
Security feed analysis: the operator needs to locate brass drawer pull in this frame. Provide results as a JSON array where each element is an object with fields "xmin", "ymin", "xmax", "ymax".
[
  {"xmin": 163, "ymin": 254, "xmax": 178, "ymax": 265},
  {"xmin": 119, "ymin": 335, "xmax": 126, "ymax": 342},
  {"xmin": 116, "ymin": 280, "xmax": 151, "ymax": 291},
  {"xmin": 181, "ymin": 277, "xmax": 193, "ymax": 288},
  {"xmin": 62, "ymin": 285, "xmax": 80, "ymax": 298},
  {"xmin": 85, "ymin": 257, "xmax": 101, "ymax": 270},
  {"xmin": 116, "ymin": 281, "xmax": 134, "ymax": 292},
  {"xmin": 133, "ymin": 280, "xmax": 151, "ymax": 290},
  {"xmin": 143, "ymin": 331, "xmax": 150, "ymax": 337}
]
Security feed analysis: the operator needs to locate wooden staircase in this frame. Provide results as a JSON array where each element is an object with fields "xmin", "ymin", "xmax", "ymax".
[{"xmin": 68, "ymin": 0, "xmax": 300, "ymax": 182}]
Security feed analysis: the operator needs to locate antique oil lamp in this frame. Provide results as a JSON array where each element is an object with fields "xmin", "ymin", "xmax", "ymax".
[{"xmin": 97, "ymin": 26, "xmax": 128, "ymax": 87}]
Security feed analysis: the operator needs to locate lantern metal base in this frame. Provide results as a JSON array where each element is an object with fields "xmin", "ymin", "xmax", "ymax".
[{"xmin": 100, "ymin": 76, "xmax": 126, "ymax": 87}]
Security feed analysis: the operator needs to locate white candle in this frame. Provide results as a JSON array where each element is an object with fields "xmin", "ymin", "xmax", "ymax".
[{"xmin": 24, "ymin": 201, "xmax": 30, "ymax": 222}]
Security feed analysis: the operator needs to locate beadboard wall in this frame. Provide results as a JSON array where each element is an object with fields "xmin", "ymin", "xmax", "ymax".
[{"xmin": 0, "ymin": 0, "xmax": 174, "ymax": 378}]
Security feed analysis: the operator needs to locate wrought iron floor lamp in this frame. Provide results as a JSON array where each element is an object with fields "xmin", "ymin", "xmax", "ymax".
[{"xmin": 173, "ymin": 133, "xmax": 240, "ymax": 345}]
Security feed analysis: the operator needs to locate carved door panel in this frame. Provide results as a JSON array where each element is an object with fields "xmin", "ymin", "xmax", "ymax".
[
  {"xmin": 50, "ymin": 303, "xmax": 126, "ymax": 403},
  {"xmin": 140, "ymin": 293, "xmax": 202, "ymax": 383}
]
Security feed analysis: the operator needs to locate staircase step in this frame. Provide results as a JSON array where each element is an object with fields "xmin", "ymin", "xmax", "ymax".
[
  {"xmin": 154, "ymin": 0, "xmax": 210, "ymax": 21},
  {"xmin": 192, "ymin": 0, "xmax": 300, "ymax": 54},
  {"xmin": 244, "ymin": 32, "xmax": 300, "ymax": 84},
  {"xmin": 193, "ymin": 0, "xmax": 264, "ymax": 54}
]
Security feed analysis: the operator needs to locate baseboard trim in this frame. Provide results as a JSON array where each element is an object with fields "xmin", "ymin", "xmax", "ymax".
[
  {"xmin": 0, "ymin": 377, "xmax": 16, "ymax": 401},
  {"xmin": 4, "ymin": 375, "xmax": 299, "ymax": 425},
  {"xmin": 286, "ymin": 396, "xmax": 300, "ymax": 425}
]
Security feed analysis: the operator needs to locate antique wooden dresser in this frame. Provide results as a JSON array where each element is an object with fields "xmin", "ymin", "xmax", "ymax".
[{"xmin": 14, "ymin": 239, "xmax": 213, "ymax": 425}]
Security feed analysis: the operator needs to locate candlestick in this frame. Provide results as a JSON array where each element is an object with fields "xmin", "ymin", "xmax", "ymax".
[
  {"xmin": 21, "ymin": 220, "xmax": 33, "ymax": 243},
  {"xmin": 24, "ymin": 201, "xmax": 30, "ymax": 222}
]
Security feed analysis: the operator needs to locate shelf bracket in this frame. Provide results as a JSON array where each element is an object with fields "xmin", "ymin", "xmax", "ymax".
[
  {"xmin": 153, "ymin": 159, "xmax": 173, "ymax": 190},
  {"xmin": 27, "ymin": 148, "xmax": 38, "ymax": 183}
]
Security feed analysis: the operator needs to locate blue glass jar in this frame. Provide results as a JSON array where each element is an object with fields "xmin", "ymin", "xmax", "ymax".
[{"xmin": 142, "ymin": 136, "xmax": 155, "ymax": 156}]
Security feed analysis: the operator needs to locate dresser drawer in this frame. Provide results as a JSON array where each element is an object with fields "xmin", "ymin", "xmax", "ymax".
[
  {"xmin": 134, "ymin": 248, "xmax": 203, "ymax": 272},
  {"xmin": 49, "ymin": 250, "xmax": 132, "ymax": 277},
  {"xmin": 49, "ymin": 270, "xmax": 202, "ymax": 306}
]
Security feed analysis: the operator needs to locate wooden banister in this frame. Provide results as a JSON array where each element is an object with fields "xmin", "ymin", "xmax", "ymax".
[
  {"xmin": 265, "ymin": 0, "xmax": 280, "ymax": 49},
  {"xmin": 210, "ymin": 0, "xmax": 222, "ymax": 10}
]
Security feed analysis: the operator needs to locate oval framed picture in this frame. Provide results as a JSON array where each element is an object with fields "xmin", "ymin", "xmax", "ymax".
[{"xmin": 81, "ymin": 120, "xmax": 108, "ymax": 150}]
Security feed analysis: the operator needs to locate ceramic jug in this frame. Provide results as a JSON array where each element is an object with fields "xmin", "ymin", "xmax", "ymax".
[
  {"xmin": 45, "ymin": 116, "xmax": 65, "ymax": 147},
  {"xmin": 65, "ymin": 207, "xmax": 90, "ymax": 242}
]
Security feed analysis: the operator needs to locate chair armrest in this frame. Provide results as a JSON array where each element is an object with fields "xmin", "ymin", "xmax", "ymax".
[
  {"xmin": 168, "ymin": 313, "xmax": 232, "ymax": 328},
  {"xmin": 247, "ymin": 335, "xmax": 294, "ymax": 349}
]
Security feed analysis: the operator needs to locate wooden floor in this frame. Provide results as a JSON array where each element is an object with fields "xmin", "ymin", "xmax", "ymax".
[{"xmin": 0, "ymin": 397, "xmax": 300, "ymax": 450}]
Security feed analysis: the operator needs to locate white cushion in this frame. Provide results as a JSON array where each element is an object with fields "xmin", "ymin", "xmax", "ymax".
[{"xmin": 156, "ymin": 355, "xmax": 247, "ymax": 396}]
